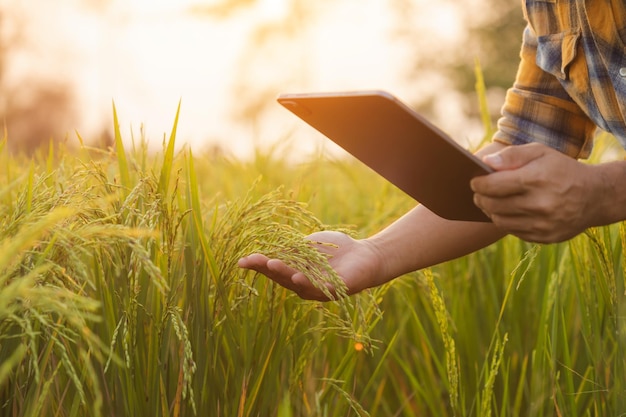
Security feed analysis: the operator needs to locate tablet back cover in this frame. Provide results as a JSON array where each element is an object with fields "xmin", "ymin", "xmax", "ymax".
[{"xmin": 278, "ymin": 90, "xmax": 491, "ymax": 222}]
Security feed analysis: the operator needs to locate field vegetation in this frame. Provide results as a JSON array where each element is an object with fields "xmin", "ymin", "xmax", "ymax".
[{"xmin": 0, "ymin": 96, "xmax": 625, "ymax": 416}]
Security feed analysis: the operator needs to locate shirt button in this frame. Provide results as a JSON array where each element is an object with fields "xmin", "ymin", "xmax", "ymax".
[{"xmin": 620, "ymin": 67, "xmax": 626, "ymax": 77}]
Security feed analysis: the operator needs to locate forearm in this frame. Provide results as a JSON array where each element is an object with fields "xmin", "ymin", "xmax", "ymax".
[
  {"xmin": 591, "ymin": 160, "xmax": 626, "ymax": 227},
  {"xmin": 367, "ymin": 205, "xmax": 504, "ymax": 283},
  {"xmin": 365, "ymin": 142, "xmax": 507, "ymax": 284}
]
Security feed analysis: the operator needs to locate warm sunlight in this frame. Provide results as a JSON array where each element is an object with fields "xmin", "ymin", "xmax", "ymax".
[
  {"xmin": 2, "ymin": 0, "xmax": 480, "ymax": 158},
  {"xmin": 123, "ymin": 0, "xmax": 286, "ymax": 17},
  {"xmin": 417, "ymin": 3, "xmax": 464, "ymax": 42},
  {"xmin": 255, "ymin": 0, "xmax": 288, "ymax": 20},
  {"xmin": 7, "ymin": 4, "xmax": 608, "ymax": 417}
]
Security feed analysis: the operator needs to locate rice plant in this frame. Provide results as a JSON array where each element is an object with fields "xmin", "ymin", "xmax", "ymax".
[{"xmin": 0, "ymin": 93, "xmax": 623, "ymax": 416}]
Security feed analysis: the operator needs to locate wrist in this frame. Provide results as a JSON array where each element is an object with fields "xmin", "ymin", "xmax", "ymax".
[
  {"xmin": 590, "ymin": 160, "xmax": 626, "ymax": 226},
  {"xmin": 360, "ymin": 236, "xmax": 399, "ymax": 288}
]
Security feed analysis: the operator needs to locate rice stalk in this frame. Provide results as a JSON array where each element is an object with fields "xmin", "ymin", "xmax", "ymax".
[
  {"xmin": 480, "ymin": 333, "xmax": 508, "ymax": 417},
  {"xmin": 318, "ymin": 378, "xmax": 370, "ymax": 417},
  {"xmin": 0, "ymin": 345, "xmax": 27, "ymax": 388},
  {"xmin": 26, "ymin": 361, "xmax": 62, "ymax": 417},
  {"xmin": 168, "ymin": 306, "xmax": 197, "ymax": 415},
  {"xmin": 3, "ymin": 94, "xmax": 625, "ymax": 415},
  {"xmin": 424, "ymin": 269, "xmax": 459, "ymax": 414},
  {"xmin": 214, "ymin": 183, "xmax": 379, "ymax": 350}
]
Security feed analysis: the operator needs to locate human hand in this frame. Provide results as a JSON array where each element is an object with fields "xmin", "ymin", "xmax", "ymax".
[
  {"xmin": 237, "ymin": 230, "xmax": 383, "ymax": 301},
  {"xmin": 470, "ymin": 142, "xmax": 600, "ymax": 243}
]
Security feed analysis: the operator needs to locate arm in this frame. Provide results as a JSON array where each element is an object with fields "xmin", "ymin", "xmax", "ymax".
[
  {"xmin": 470, "ymin": 24, "xmax": 626, "ymax": 242},
  {"xmin": 239, "ymin": 23, "xmax": 617, "ymax": 300},
  {"xmin": 368, "ymin": 142, "xmax": 507, "ymax": 280},
  {"xmin": 471, "ymin": 142, "xmax": 626, "ymax": 243},
  {"xmin": 239, "ymin": 142, "xmax": 508, "ymax": 301},
  {"xmin": 238, "ymin": 139, "xmax": 626, "ymax": 300},
  {"xmin": 238, "ymin": 26, "xmax": 585, "ymax": 300}
]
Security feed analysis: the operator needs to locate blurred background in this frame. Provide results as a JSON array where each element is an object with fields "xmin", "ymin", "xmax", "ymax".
[{"xmin": 0, "ymin": 0, "xmax": 524, "ymax": 157}]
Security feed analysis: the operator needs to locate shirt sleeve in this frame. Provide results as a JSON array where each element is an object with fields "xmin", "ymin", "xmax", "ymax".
[{"xmin": 493, "ymin": 24, "xmax": 597, "ymax": 159}]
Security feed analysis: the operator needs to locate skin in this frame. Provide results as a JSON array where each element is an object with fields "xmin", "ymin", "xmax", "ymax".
[
  {"xmin": 238, "ymin": 141, "xmax": 626, "ymax": 301},
  {"xmin": 472, "ymin": 142, "xmax": 626, "ymax": 242}
]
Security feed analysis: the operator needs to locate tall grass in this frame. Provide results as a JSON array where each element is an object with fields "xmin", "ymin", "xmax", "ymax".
[{"xmin": 0, "ymin": 99, "xmax": 624, "ymax": 416}]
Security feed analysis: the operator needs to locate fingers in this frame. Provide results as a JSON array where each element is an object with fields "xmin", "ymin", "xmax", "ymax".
[
  {"xmin": 238, "ymin": 232, "xmax": 361, "ymax": 301},
  {"xmin": 471, "ymin": 170, "xmax": 527, "ymax": 197},
  {"xmin": 470, "ymin": 143, "xmax": 592, "ymax": 243},
  {"xmin": 238, "ymin": 253, "xmax": 298, "ymax": 289},
  {"xmin": 473, "ymin": 194, "xmax": 523, "ymax": 219},
  {"xmin": 482, "ymin": 142, "xmax": 548, "ymax": 171},
  {"xmin": 291, "ymin": 271, "xmax": 338, "ymax": 301},
  {"xmin": 238, "ymin": 254, "xmax": 334, "ymax": 301},
  {"xmin": 237, "ymin": 253, "xmax": 268, "ymax": 269},
  {"xmin": 472, "ymin": 172, "xmax": 550, "ymax": 225},
  {"xmin": 471, "ymin": 143, "xmax": 553, "ymax": 198}
]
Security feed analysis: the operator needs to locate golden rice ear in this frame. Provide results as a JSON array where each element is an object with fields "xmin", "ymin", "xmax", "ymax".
[{"xmin": 1, "ymin": 102, "xmax": 623, "ymax": 416}]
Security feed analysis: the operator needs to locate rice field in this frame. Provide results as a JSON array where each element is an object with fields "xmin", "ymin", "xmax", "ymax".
[{"xmin": 0, "ymin": 102, "xmax": 625, "ymax": 416}]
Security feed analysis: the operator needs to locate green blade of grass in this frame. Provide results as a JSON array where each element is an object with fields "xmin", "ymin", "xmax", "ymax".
[
  {"xmin": 112, "ymin": 101, "xmax": 131, "ymax": 194},
  {"xmin": 0, "ymin": 345, "xmax": 27, "ymax": 388},
  {"xmin": 159, "ymin": 100, "xmax": 182, "ymax": 199},
  {"xmin": 474, "ymin": 58, "xmax": 494, "ymax": 147}
]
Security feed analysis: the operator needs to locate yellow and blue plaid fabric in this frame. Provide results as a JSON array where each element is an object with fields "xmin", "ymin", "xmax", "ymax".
[{"xmin": 494, "ymin": 0, "xmax": 626, "ymax": 158}]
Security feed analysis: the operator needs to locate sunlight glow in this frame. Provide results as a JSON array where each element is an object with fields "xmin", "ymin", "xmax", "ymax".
[
  {"xmin": 125, "ymin": 0, "xmax": 289, "ymax": 20},
  {"xmin": 3, "ymin": 0, "xmax": 476, "ymax": 158},
  {"xmin": 418, "ymin": 3, "xmax": 463, "ymax": 43},
  {"xmin": 117, "ymin": 0, "xmax": 185, "ymax": 13},
  {"xmin": 255, "ymin": 0, "xmax": 288, "ymax": 20}
]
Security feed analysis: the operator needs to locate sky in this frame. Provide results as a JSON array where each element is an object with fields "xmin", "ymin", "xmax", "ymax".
[{"xmin": 2, "ymin": 0, "xmax": 479, "ymax": 159}]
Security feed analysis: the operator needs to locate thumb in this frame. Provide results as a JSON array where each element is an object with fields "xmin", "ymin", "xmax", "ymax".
[{"xmin": 482, "ymin": 143, "xmax": 547, "ymax": 171}]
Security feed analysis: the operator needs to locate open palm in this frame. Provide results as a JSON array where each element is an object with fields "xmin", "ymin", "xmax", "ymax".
[{"xmin": 238, "ymin": 230, "xmax": 382, "ymax": 301}]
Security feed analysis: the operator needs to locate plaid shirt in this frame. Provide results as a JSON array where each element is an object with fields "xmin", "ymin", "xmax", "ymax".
[{"xmin": 494, "ymin": 0, "xmax": 626, "ymax": 158}]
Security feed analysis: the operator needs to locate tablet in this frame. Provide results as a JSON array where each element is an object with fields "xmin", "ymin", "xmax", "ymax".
[{"xmin": 277, "ymin": 90, "xmax": 493, "ymax": 222}]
